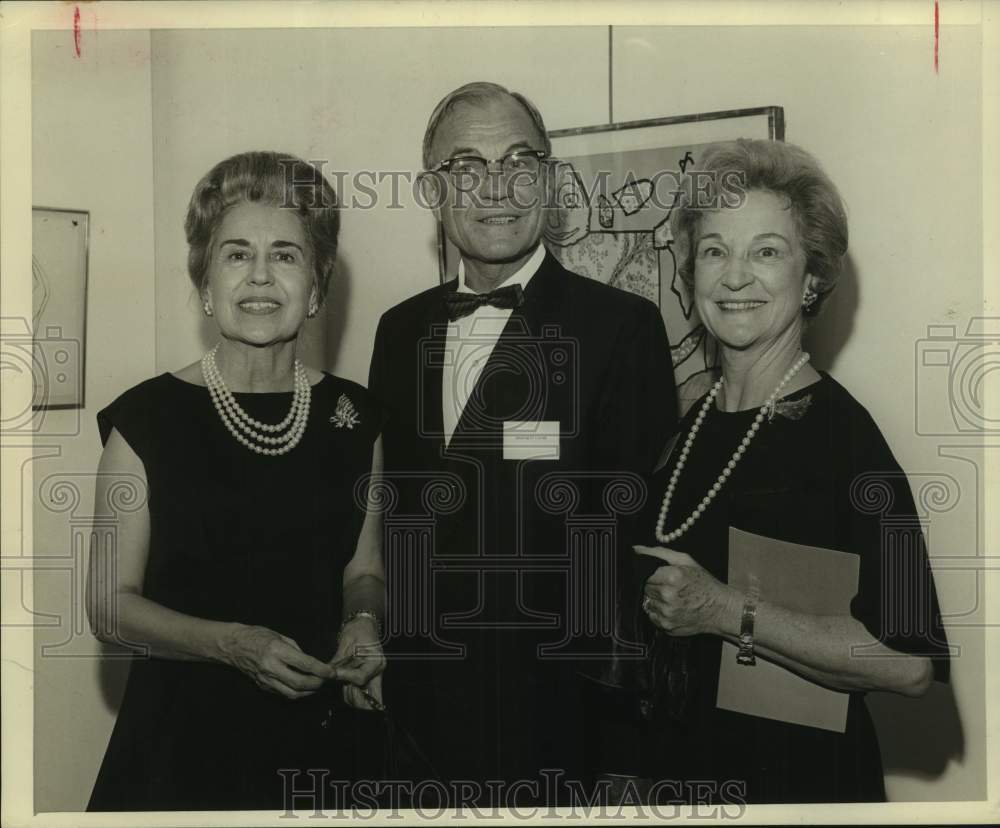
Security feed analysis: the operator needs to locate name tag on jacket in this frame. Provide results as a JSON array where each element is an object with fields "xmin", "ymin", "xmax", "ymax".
[{"xmin": 502, "ymin": 421, "xmax": 560, "ymax": 460}]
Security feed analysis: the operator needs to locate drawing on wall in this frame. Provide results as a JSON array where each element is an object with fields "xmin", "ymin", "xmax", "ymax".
[
  {"xmin": 437, "ymin": 107, "xmax": 784, "ymax": 415},
  {"xmin": 31, "ymin": 207, "xmax": 89, "ymax": 408}
]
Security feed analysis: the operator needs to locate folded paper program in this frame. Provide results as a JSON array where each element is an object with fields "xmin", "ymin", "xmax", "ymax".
[{"xmin": 717, "ymin": 527, "xmax": 860, "ymax": 733}]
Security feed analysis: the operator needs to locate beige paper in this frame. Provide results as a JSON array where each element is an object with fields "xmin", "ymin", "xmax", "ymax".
[{"xmin": 716, "ymin": 527, "xmax": 860, "ymax": 733}]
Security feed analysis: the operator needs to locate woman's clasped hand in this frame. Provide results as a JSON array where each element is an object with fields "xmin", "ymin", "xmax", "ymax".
[{"xmin": 222, "ymin": 625, "xmax": 335, "ymax": 700}]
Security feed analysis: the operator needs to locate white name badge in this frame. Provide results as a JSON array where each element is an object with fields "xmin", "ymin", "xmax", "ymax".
[{"xmin": 502, "ymin": 421, "xmax": 561, "ymax": 460}]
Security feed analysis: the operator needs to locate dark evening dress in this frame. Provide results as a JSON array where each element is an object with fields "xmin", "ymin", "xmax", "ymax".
[
  {"xmin": 87, "ymin": 372, "xmax": 386, "ymax": 811},
  {"xmin": 610, "ymin": 373, "xmax": 950, "ymax": 804}
]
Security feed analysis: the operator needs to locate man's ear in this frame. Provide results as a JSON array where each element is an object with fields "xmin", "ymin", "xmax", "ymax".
[{"xmin": 417, "ymin": 171, "xmax": 444, "ymax": 222}]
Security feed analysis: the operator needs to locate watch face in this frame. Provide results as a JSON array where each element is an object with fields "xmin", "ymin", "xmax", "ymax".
[
  {"xmin": 737, "ymin": 631, "xmax": 756, "ymax": 666},
  {"xmin": 736, "ymin": 642, "xmax": 757, "ymax": 666}
]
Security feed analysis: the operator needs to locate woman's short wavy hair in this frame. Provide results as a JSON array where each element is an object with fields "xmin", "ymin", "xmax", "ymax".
[
  {"xmin": 185, "ymin": 151, "xmax": 340, "ymax": 301},
  {"xmin": 671, "ymin": 139, "xmax": 848, "ymax": 317}
]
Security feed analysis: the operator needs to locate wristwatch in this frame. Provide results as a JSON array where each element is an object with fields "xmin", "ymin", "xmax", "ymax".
[{"xmin": 736, "ymin": 579, "xmax": 760, "ymax": 666}]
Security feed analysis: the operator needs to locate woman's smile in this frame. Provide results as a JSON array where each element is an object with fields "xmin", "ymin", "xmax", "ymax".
[
  {"xmin": 237, "ymin": 297, "xmax": 282, "ymax": 315},
  {"xmin": 716, "ymin": 300, "xmax": 768, "ymax": 312}
]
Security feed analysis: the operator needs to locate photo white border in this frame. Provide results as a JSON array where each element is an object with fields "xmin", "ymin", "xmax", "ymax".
[{"xmin": 2, "ymin": 1, "xmax": 996, "ymax": 826}]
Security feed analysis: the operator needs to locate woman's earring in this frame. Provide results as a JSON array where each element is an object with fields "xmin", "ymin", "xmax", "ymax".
[
  {"xmin": 203, "ymin": 298, "xmax": 214, "ymax": 317},
  {"xmin": 307, "ymin": 292, "xmax": 319, "ymax": 318},
  {"xmin": 802, "ymin": 288, "xmax": 818, "ymax": 309}
]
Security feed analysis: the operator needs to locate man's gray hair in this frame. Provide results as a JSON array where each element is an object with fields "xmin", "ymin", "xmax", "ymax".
[{"xmin": 421, "ymin": 81, "xmax": 551, "ymax": 170}]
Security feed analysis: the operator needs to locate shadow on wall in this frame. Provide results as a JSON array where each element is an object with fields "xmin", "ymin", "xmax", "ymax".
[
  {"xmin": 803, "ymin": 252, "xmax": 859, "ymax": 374},
  {"xmin": 196, "ymin": 293, "xmax": 214, "ymax": 354},
  {"xmin": 804, "ymin": 253, "xmax": 967, "ymax": 796},
  {"xmin": 324, "ymin": 256, "xmax": 351, "ymax": 371},
  {"xmin": 96, "ymin": 647, "xmax": 130, "ymax": 713},
  {"xmin": 867, "ymin": 680, "xmax": 966, "ymax": 797}
]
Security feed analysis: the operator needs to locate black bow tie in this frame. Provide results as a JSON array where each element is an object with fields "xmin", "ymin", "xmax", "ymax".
[{"xmin": 443, "ymin": 284, "xmax": 525, "ymax": 321}]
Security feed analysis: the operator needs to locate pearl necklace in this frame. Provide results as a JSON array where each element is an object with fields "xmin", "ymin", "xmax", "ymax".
[
  {"xmin": 654, "ymin": 352, "xmax": 811, "ymax": 544},
  {"xmin": 200, "ymin": 345, "xmax": 311, "ymax": 456}
]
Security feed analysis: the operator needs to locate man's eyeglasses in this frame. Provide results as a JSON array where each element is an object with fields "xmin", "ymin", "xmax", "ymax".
[{"xmin": 430, "ymin": 150, "xmax": 549, "ymax": 186}]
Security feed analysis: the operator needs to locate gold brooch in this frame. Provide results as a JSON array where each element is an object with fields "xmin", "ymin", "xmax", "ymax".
[{"xmin": 330, "ymin": 394, "xmax": 360, "ymax": 429}]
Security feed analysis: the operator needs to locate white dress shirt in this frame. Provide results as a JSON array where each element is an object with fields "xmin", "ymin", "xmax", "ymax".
[{"xmin": 441, "ymin": 244, "xmax": 547, "ymax": 447}]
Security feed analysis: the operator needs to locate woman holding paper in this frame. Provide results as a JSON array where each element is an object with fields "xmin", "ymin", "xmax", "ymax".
[{"xmin": 614, "ymin": 139, "xmax": 949, "ymax": 803}]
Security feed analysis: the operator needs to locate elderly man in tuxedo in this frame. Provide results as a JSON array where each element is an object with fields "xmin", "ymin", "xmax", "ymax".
[{"xmin": 369, "ymin": 81, "xmax": 676, "ymax": 805}]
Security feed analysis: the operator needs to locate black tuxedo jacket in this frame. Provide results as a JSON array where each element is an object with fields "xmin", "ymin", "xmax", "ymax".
[{"xmin": 368, "ymin": 250, "xmax": 677, "ymax": 794}]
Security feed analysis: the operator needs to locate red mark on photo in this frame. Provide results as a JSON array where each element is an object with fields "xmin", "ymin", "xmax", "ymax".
[
  {"xmin": 73, "ymin": 6, "xmax": 81, "ymax": 58},
  {"xmin": 934, "ymin": 1, "xmax": 939, "ymax": 74}
]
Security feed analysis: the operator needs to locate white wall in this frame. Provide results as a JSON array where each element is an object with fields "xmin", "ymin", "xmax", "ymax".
[
  {"xmin": 30, "ymin": 23, "xmax": 984, "ymax": 809},
  {"xmin": 30, "ymin": 30, "xmax": 157, "ymax": 811}
]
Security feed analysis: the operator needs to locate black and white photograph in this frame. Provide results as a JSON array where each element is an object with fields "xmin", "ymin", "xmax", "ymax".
[{"xmin": 0, "ymin": 1, "xmax": 996, "ymax": 824}]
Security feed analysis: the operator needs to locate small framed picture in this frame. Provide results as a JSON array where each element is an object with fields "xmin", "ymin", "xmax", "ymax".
[{"xmin": 31, "ymin": 207, "xmax": 89, "ymax": 409}]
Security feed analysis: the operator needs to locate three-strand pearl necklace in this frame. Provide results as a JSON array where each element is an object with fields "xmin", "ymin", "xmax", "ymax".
[
  {"xmin": 201, "ymin": 344, "xmax": 311, "ymax": 456},
  {"xmin": 654, "ymin": 352, "xmax": 810, "ymax": 544}
]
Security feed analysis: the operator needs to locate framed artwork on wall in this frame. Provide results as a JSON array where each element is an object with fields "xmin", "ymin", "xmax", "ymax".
[
  {"xmin": 31, "ymin": 207, "xmax": 89, "ymax": 409},
  {"xmin": 437, "ymin": 106, "xmax": 785, "ymax": 412}
]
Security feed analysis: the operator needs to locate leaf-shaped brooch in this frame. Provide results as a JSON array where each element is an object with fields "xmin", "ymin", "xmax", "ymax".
[
  {"xmin": 768, "ymin": 394, "xmax": 813, "ymax": 423},
  {"xmin": 330, "ymin": 394, "xmax": 361, "ymax": 429}
]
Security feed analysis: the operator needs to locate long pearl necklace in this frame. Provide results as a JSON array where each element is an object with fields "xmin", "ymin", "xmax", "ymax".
[
  {"xmin": 200, "ymin": 344, "xmax": 311, "ymax": 456},
  {"xmin": 655, "ymin": 352, "xmax": 810, "ymax": 544}
]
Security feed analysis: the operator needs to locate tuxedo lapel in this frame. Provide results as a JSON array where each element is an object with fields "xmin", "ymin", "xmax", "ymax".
[
  {"xmin": 509, "ymin": 250, "xmax": 565, "ymax": 332},
  {"xmin": 417, "ymin": 284, "xmax": 452, "ymax": 465},
  {"xmin": 450, "ymin": 251, "xmax": 567, "ymax": 444},
  {"xmin": 449, "ymin": 312, "xmax": 521, "ymax": 445}
]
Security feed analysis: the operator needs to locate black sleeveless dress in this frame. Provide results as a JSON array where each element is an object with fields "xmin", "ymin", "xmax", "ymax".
[{"xmin": 88, "ymin": 372, "xmax": 385, "ymax": 811}]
